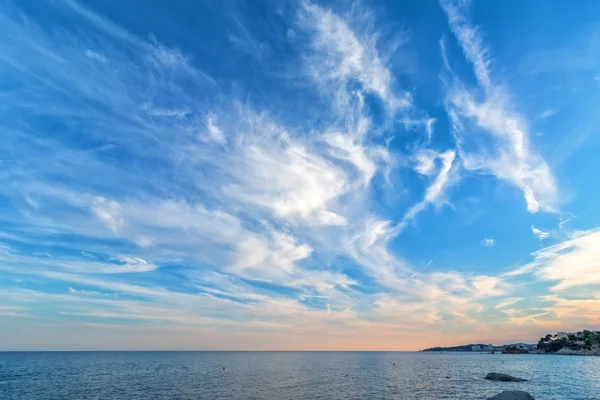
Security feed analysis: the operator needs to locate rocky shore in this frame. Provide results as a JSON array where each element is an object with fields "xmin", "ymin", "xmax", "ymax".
[
  {"xmin": 531, "ymin": 346, "xmax": 600, "ymax": 356},
  {"xmin": 536, "ymin": 330, "xmax": 600, "ymax": 355},
  {"xmin": 422, "ymin": 329, "xmax": 600, "ymax": 356}
]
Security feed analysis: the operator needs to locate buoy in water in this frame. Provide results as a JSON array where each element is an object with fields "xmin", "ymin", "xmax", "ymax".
[
  {"xmin": 222, "ymin": 366, "xmax": 226, "ymax": 371},
  {"xmin": 392, "ymin": 362, "xmax": 396, "ymax": 366}
]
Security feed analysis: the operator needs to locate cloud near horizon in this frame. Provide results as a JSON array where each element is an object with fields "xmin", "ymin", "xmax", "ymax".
[{"xmin": 0, "ymin": 0, "xmax": 599, "ymax": 350}]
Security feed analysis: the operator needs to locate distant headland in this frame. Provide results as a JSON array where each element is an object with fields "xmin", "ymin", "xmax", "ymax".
[
  {"xmin": 422, "ymin": 330, "xmax": 600, "ymax": 356},
  {"xmin": 421, "ymin": 343, "xmax": 536, "ymax": 353}
]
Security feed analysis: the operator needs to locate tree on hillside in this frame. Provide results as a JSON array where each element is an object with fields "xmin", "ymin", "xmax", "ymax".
[{"xmin": 550, "ymin": 338, "xmax": 565, "ymax": 352}]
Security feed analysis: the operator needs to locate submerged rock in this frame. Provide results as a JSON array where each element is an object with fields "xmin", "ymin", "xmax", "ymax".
[
  {"xmin": 487, "ymin": 390, "xmax": 535, "ymax": 400},
  {"xmin": 485, "ymin": 373, "xmax": 528, "ymax": 382}
]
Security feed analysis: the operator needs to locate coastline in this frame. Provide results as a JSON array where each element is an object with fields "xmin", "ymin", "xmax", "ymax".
[
  {"xmin": 422, "ymin": 330, "xmax": 600, "ymax": 356},
  {"xmin": 531, "ymin": 348, "xmax": 600, "ymax": 356},
  {"xmin": 422, "ymin": 350, "xmax": 600, "ymax": 356}
]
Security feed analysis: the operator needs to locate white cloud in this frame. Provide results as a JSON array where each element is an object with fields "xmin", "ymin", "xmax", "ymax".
[
  {"xmin": 425, "ymin": 118, "xmax": 435, "ymax": 141},
  {"xmin": 413, "ymin": 149, "xmax": 438, "ymax": 176},
  {"xmin": 539, "ymin": 109, "xmax": 558, "ymax": 120},
  {"xmin": 482, "ymin": 237, "xmax": 495, "ymax": 247},
  {"xmin": 427, "ymin": 272, "xmax": 506, "ymax": 299},
  {"xmin": 541, "ymin": 294, "xmax": 600, "ymax": 324},
  {"xmin": 115, "ymin": 199, "xmax": 318, "ymax": 280},
  {"xmin": 222, "ymin": 130, "xmax": 349, "ymax": 226},
  {"xmin": 470, "ymin": 275, "xmax": 505, "ymax": 298},
  {"xmin": 299, "ymin": 1, "xmax": 410, "ymax": 112},
  {"xmin": 446, "ymin": 88, "xmax": 557, "ymax": 213},
  {"xmin": 3, "ymin": 251, "xmax": 158, "ymax": 274},
  {"xmin": 423, "ymin": 150, "xmax": 456, "ymax": 205},
  {"xmin": 343, "ymin": 217, "xmax": 409, "ymax": 290},
  {"xmin": 531, "ymin": 225, "xmax": 550, "ymax": 240},
  {"xmin": 499, "ymin": 307, "xmax": 550, "ymax": 326},
  {"xmin": 140, "ymin": 103, "xmax": 189, "ymax": 119},
  {"xmin": 74, "ymin": 257, "xmax": 157, "ymax": 274},
  {"xmin": 134, "ymin": 236, "xmax": 156, "ymax": 248},
  {"xmin": 85, "ymin": 49, "xmax": 107, "ymax": 62},
  {"xmin": 535, "ymin": 230, "xmax": 600, "ymax": 291},
  {"xmin": 147, "ymin": 33, "xmax": 191, "ymax": 71},
  {"xmin": 507, "ymin": 229, "xmax": 600, "ymax": 291},
  {"xmin": 559, "ymin": 214, "xmax": 577, "ymax": 227},
  {"xmin": 399, "ymin": 118, "xmax": 437, "ymax": 142},
  {"xmin": 324, "ymin": 130, "xmax": 382, "ymax": 185},
  {"xmin": 495, "ymin": 297, "xmax": 523, "ymax": 309},
  {"xmin": 89, "ymin": 195, "xmax": 354, "ymax": 291},
  {"xmin": 3, "ymin": 0, "xmax": 580, "ymax": 349},
  {"xmin": 440, "ymin": 0, "xmax": 492, "ymax": 91},
  {"xmin": 400, "ymin": 149, "xmax": 457, "ymax": 230},
  {"xmin": 231, "ymin": 231, "xmax": 312, "ymax": 277},
  {"xmin": 441, "ymin": 0, "xmax": 558, "ymax": 214},
  {"xmin": 91, "ymin": 197, "xmax": 124, "ymax": 233},
  {"xmin": 204, "ymin": 115, "xmax": 226, "ymax": 144}
]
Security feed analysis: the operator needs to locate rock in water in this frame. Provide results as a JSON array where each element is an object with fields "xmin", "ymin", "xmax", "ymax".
[
  {"xmin": 487, "ymin": 390, "xmax": 535, "ymax": 400},
  {"xmin": 485, "ymin": 373, "xmax": 528, "ymax": 382}
]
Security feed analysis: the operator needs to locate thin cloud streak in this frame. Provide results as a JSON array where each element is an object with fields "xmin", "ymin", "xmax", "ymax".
[
  {"xmin": 441, "ymin": 0, "xmax": 558, "ymax": 214},
  {"xmin": 0, "ymin": 0, "xmax": 595, "ymax": 350},
  {"xmin": 399, "ymin": 149, "xmax": 457, "ymax": 232}
]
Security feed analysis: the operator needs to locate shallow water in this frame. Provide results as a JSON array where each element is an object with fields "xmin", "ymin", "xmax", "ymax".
[{"xmin": 1, "ymin": 351, "xmax": 599, "ymax": 399}]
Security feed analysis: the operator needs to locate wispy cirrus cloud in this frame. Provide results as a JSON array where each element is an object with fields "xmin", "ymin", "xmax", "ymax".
[
  {"xmin": 440, "ymin": 0, "xmax": 558, "ymax": 213},
  {"xmin": 531, "ymin": 225, "xmax": 550, "ymax": 240},
  {"xmin": 298, "ymin": 1, "xmax": 410, "ymax": 113},
  {"xmin": 539, "ymin": 109, "xmax": 558, "ymax": 121},
  {"xmin": 495, "ymin": 297, "xmax": 523, "ymax": 309},
  {"xmin": 399, "ymin": 149, "xmax": 457, "ymax": 231},
  {"xmin": 0, "ymin": 0, "xmax": 594, "ymax": 350},
  {"xmin": 84, "ymin": 49, "xmax": 107, "ymax": 62},
  {"xmin": 506, "ymin": 228, "xmax": 600, "ymax": 291},
  {"xmin": 0, "ymin": 0, "xmax": 399, "ymax": 311},
  {"xmin": 61, "ymin": 256, "xmax": 157, "ymax": 274}
]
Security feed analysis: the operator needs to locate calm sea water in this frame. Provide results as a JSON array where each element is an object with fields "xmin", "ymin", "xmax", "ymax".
[{"xmin": 1, "ymin": 351, "xmax": 599, "ymax": 399}]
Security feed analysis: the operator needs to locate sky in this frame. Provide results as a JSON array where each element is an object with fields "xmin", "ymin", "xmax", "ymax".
[{"xmin": 1, "ymin": 0, "xmax": 599, "ymax": 351}]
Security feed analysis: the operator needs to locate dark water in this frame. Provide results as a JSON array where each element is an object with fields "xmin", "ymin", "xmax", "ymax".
[{"xmin": 1, "ymin": 352, "xmax": 599, "ymax": 399}]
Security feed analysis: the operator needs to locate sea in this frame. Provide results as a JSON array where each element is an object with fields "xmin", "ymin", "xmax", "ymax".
[{"xmin": 1, "ymin": 351, "xmax": 599, "ymax": 399}]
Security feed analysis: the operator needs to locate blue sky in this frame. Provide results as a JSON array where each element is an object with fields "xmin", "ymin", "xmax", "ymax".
[{"xmin": 1, "ymin": 0, "xmax": 599, "ymax": 350}]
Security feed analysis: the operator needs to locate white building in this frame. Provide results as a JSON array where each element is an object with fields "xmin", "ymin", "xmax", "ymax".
[{"xmin": 471, "ymin": 345, "xmax": 481, "ymax": 351}]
